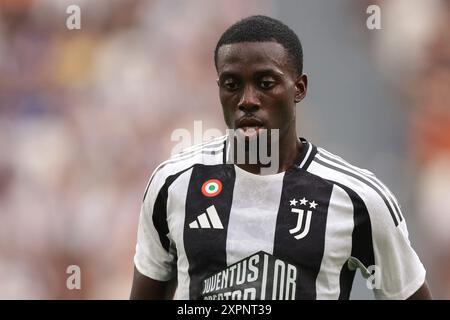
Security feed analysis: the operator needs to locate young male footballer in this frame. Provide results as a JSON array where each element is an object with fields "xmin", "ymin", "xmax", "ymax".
[{"xmin": 130, "ymin": 15, "xmax": 432, "ymax": 300}]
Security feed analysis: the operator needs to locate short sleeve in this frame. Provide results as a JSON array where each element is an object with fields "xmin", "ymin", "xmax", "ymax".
[
  {"xmin": 359, "ymin": 186, "xmax": 426, "ymax": 300},
  {"xmin": 133, "ymin": 168, "xmax": 176, "ymax": 281}
]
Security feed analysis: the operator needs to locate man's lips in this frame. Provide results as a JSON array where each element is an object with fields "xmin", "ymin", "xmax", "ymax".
[
  {"xmin": 235, "ymin": 118, "xmax": 265, "ymax": 139},
  {"xmin": 236, "ymin": 117, "xmax": 264, "ymax": 129}
]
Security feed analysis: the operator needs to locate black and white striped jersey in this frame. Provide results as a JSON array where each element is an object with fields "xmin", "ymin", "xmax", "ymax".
[{"xmin": 134, "ymin": 136, "xmax": 426, "ymax": 300}]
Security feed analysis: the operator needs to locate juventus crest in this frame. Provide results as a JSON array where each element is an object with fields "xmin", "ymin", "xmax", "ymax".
[{"xmin": 288, "ymin": 197, "xmax": 318, "ymax": 240}]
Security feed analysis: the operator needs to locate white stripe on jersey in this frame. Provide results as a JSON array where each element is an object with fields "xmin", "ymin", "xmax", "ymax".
[
  {"xmin": 318, "ymin": 147, "xmax": 374, "ymax": 176},
  {"xmin": 162, "ymin": 143, "xmax": 225, "ymax": 166},
  {"xmin": 315, "ymin": 184, "xmax": 354, "ymax": 299},
  {"xmin": 225, "ymin": 165, "xmax": 285, "ymax": 265},
  {"xmin": 298, "ymin": 141, "xmax": 312, "ymax": 168},
  {"xmin": 167, "ymin": 167, "xmax": 194, "ymax": 300}
]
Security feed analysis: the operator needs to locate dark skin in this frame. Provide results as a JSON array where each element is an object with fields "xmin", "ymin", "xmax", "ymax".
[
  {"xmin": 130, "ymin": 267, "xmax": 176, "ymax": 299},
  {"xmin": 130, "ymin": 41, "xmax": 432, "ymax": 299},
  {"xmin": 217, "ymin": 41, "xmax": 306, "ymax": 175}
]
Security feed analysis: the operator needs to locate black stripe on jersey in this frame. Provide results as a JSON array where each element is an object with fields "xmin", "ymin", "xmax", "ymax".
[
  {"xmin": 314, "ymin": 156, "xmax": 400, "ymax": 227},
  {"xmin": 222, "ymin": 139, "xmax": 227, "ymax": 164},
  {"xmin": 302, "ymin": 143, "xmax": 317, "ymax": 170},
  {"xmin": 294, "ymin": 139, "xmax": 318, "ymax": 171},
  {"xmin": 318, "ymin": 149, "xmax": 403, "ymax": 223},
  {"xmin": 142, "ymin": 144, "xmax": 225, "ymax": 201},
  {"xmin": 338, "ymin": 263, "xmax": 355, "ymax": 300},
  {"xmin": 152, "ymin": 166, "xmax": 195, "ymax": 252},
  {"xmin": 184, "ymin": 164, "xmax": 236, "ymax": 299},
  {"xmin": 332, "ymin": 182, "xmax": 375, "ymax": 300},
  {"xmin": 273, "ymin": 167, "xmax": 334, "ymax": 299}
]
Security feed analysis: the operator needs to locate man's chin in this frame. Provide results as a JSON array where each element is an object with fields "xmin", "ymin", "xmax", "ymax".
[{"xmin": 236, "ymin": 126, "xmax": 262, "ymax": 140}]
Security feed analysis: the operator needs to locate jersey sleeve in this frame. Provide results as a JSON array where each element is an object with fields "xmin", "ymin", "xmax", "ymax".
[
  {"xmin": 133, "ymin": 167, "xmax": 177, "ymax": 281},
  {"xmin": 357, "ymin": 185, "xmax": 426, "ymax": 300}
]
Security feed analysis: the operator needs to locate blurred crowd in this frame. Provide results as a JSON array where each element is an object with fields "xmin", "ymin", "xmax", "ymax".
[
  {"xmin": 0, "ymin": 0, "xmax": 268, "ymax": 298},
  {"xmin": 359, "ymin": 0, "xmax": 450, "ymax": 298},
  {"xmin": 0, "ymin": 0, "xmax": 449, "ymax": 299},
  {"xmin": 407, "ymin": 0, "xmax": 450, "ymax": 299}
]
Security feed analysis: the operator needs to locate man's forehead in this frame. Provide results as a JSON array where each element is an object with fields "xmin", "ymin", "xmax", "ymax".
[{"xmin": 216, "ymin": 41, "xmax": 288, "ymax": 71}]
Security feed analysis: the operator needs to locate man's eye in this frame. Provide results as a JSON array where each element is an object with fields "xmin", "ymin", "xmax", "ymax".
[
  {"xmin": 223, "ymin": 80, "xmax": 239, "ymax": 91},
  {"xmin": 260, "ymin": 80, "xmax": 275, "ymax": 90}
]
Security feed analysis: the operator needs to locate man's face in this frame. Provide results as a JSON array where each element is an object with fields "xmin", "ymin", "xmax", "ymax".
[{"xmin": 216, "ymin": 41, "xmax": 306, "ymax": 140}]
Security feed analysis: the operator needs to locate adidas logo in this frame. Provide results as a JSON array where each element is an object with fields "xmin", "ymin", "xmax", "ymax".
[{"xmin": 189, "ymin": 205, "xmax": 223, "ymax": 229}]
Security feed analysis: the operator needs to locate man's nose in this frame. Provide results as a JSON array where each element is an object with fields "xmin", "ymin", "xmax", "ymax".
[{"xmin": 238, "ymin": 85, "xmax": 260, "ymax": 113}]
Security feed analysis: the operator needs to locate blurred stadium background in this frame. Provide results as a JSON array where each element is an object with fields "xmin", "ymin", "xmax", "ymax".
[{"xmin": 0, "ymin": 0, "xmax": 449, "ymax": 299}]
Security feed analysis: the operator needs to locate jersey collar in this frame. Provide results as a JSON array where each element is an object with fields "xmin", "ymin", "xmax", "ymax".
[
  {"xmin": 223, "ymin": 135, "xmax": 317, "ymax": 171},
  {"xmin": 293, "ymin": 138, "xmax": 317, "ymax": 170}
]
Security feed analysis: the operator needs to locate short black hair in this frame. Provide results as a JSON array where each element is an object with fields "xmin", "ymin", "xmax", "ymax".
[{"xmin": 214, "ymin": 15, "xmax": 303, "ymax": 75}]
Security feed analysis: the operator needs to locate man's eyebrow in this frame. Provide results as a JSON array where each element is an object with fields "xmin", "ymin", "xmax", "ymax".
[
  {"xmin": 219, "ymin": 68, "xmax": 285, "ymax": 79},
  {"xmin": 254, "ymin": 68, "xmax": 285, "ymax": 77},
  {"xmin": 218, "ymin": 71, "xmax": 239, "ymax": 81}
]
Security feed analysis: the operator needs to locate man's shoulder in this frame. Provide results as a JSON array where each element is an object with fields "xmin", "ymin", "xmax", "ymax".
[
  {"xmin": 307, "ymin": 144, "xmax": 392, "ymax": 201},
  {"xmin": 150, "ymin": 135, "xmax": 227, "ymax": 182},
  {"xmin": 311, "ymin": 145, "xmax": 377, "ymax": 178},
  {"xmin": 307, "ymin": 143, "xmax": 404, "ymax": 225}
]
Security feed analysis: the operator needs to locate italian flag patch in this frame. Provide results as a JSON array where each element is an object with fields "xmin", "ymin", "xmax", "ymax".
[{"xmin": 201, "ymin": 179, "xmax": 222, "ymax": 197}]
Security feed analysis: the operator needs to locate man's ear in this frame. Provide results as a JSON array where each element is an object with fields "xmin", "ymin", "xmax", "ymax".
[{"xmin": 294, "ymin": 74, "xmax": 308, "ymax": 103}]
